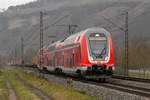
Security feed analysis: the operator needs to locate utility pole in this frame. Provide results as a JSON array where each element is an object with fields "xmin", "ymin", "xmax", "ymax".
[
  {"xmin": 15, "ymin": 49, "xmax": 17, "ymax": 65},
  {"xmin": 69, "ymin": 25, "xmax": 71, "ymax": 35},
  {"xmin": 124, "ymin": 12, "xmax": 129, "ymax": 76},
  {"xmin": 21, "ymin": 37, "xmax": 24, "ymax": 65},
  {"xmin": 12, "ymin": 50, "xmax": 14, "ymax": 65},
  {"xmin": 68, "ymin": 24, "xmax": 78, "ymax": 35},
  {"xmin": 102, "ymin": 13, "xmax": 129, "ymax": 76},
  {"xmin": 40, "ymin": 11, "xmax": 44, "ymax": 69}
]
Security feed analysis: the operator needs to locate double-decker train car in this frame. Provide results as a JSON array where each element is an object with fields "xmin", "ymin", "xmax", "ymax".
[{"xmin": 38, "ymin": 27, "xmax": 114, "ymax": 80}]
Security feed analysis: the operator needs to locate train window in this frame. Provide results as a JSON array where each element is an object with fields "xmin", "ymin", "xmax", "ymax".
[
  {"xmin": 89, "ymin": 33, "xmax": 106, "ymax": 41},
  {"xmin": 73, "ymin": 54, "xmax": 75, "ymax": 67},
  {"xmin": 62, "ymin": 52, "xmax": 64, "ymax": 66},
  {"xmin": 89, "ymin": 33, "xmax": 105, "ymax": 37},
  {"xmin": 67, "ymin": 58, "xmax": 72, "ymax": 67},
  {"xmin": 77, "ymin": 36, "xmax": 80, "ymax": 41},
  {"xmin": 67, "ymin": 58, "xmax": 69, "ymax": 66},
  {"xmin": 51, "ymin": 60, "xmax": 53, "ymax": 66},
  {"xmin": 73, "ymin": 49, "xmax": 75, "ymax": 67},
  {"xmin": 48, "ymin": 60, "xmax": 52, "ymax": 66},
  {"xmin": 62, "ymin": 55, "xmax": 64, "ymax": 66},
  {"xmin": 67, "ymin": 58, "xmax": 69, "ymax": 67},
  {"xmin": 70, "ymin": 59, "xmax": 72, "ymax": 67},
  {"xmin": 47, "ymin": 60, "xmax": 50, "ymax": 66},
  {"xmin": 48, "ymin": 60, "xmax": 49, "ymax": 66},
  {"xmin": 53, "ymin": 56, "xmax": 55, "ymax": 66},
  {"xmin": 47, "ymin": 56, "xmax": 48, "ymax": 66},
  {"xmin": 79, "ymin": 46, "xmax": 81, "ymax": 60}
]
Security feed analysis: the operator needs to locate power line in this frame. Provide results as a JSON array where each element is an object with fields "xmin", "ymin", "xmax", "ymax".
[
  {"xmin": 102, "ymin": 15, "xmax": 124, "ymax": 32},
  {"xmin": 44, "ymin": 14, "xmax": 70, "ymax": 30},
  {"xmin": 25, "ymin": 14, "xmax": 70, "ymax": 48},
  {"xmin": 55, "ymin": 24, "xmax": 78, "ymax": 35}
]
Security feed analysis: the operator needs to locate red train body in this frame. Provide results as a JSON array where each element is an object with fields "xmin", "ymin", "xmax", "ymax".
[{"xmin": 38, "ymin": 27, "xmax": 114, "ymax": 79}]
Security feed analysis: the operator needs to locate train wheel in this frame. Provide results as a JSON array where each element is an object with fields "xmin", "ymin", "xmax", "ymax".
[
  {"xmin": 99, "ymin": 78, "xmax": 106, "ymax": 82},
  {"xmin": 55, "ymin": 68, "xmax": 62, "ymax": 75},
  {"xmin": 58, "ymin": 69, "xmax": 62, "ymax": 75},
  {"xmin": 43, "ymin": 67, "xmax": 48, "ymax": 74},
  {"xmin": 79, "ymin": 73, "xmax": 86, "ymax": 80}
]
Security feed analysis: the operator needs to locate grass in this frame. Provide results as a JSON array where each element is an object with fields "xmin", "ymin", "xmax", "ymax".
[
  {"xmin": 10, "ymin": 68, "xmax": 98, "ymax": 100},
  {"xmin": 0, "ymin": 69, "xmax": 8, "ymax": 100},
  {"xmin": 129, "ymin": 72, "xmax": 150, "ymax": 79},
  {"xmin": 7, "ymin": 68, "xmax": 42, "ymax": 100}
]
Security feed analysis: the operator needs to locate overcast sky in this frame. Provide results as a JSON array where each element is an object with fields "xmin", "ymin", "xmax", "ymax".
[{"xmin": 0, "ymin": 0, "xmax": 37, "ymax": 9}]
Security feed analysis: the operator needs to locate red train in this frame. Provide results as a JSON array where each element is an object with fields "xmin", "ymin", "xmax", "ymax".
[{"xmin": 38, "ymin": 27, "xmax": 114, "ymax": 80}]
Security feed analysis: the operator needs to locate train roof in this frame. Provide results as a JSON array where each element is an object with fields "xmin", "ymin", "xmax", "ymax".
[{"xmin": 46, "ymin": 27, "xmax": 110, "ymax": 52}]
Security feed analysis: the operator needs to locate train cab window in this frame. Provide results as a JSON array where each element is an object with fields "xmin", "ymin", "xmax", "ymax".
[{"xmin": 89, "ymin": 33, "xmax": 107, "ymax": 59}]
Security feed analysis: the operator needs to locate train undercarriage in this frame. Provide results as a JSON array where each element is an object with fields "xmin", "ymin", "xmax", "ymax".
[
  {"xmin": 78, "ymin": 65, "xmax": 113, "ymax": 80},
  {"xmin": 41, "ymin": 64, "xmax": 113, "ymax": 82}
]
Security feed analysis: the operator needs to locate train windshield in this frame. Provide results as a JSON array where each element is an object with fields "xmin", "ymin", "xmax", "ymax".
[{"xmin": 89, "ymin": 33, "xmax": 107, "ymax": 58}]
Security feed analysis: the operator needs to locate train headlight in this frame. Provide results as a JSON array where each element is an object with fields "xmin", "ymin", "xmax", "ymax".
[
  {"xmin": 90, "ymin": 57, "xmax": 93, "ymax": 60},
  {"xmin": 95, "ymin": 34, "xmax": 100, "ymax": 37},
  {"xmin": 105, "ymin": 57, "xmax": 108, "ymax": 61},
  {"xmin": 112, "ymin": 67, "xmax": 115, "ymax": 70}
]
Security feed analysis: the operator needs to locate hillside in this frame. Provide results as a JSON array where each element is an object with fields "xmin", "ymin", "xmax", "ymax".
[{"xmin": 0, "ymin": 0, "xmax": 150, "ymax": 57}]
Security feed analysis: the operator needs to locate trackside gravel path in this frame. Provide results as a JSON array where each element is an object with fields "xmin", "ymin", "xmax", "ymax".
[
  {"xmin": 15, "ymin": 74, "xmax": 51, "ymax": 100},
  {"xmin": 6, "ymin": 74, "xmax": 17, "ymax": 100}
]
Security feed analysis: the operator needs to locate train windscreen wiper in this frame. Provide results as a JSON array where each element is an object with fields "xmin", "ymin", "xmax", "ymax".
[{"xmin": 99, "ymin": 48, "xmax": 106, "ymax": 57}]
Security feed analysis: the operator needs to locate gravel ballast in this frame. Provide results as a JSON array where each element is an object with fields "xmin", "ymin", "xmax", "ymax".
[
  {"xmin": 14, "ymin": 67, "xmax": 150, "ymax": 100},
  {"xmin": 44, "ymin": 74, "xmax": 150, "ymax": 100}
]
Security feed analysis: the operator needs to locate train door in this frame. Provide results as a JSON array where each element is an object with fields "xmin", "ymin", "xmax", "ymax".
[
  {"xmin": 74, "ymin": 46, "xmax": 81, "ymax": 69},
  {"xmin": 62, "ymin": 51, "xmax": 64, "ymax": 68},
  {"xmin": 55, "ymin": 52, "xmax": 58, "ymax": 67},
  {"xmin": 65, "ymin": 49, "xmax": 73, "ymax": 69},
  {"xmin": 72, "ymin": 48, "xmax": 75, "ymax": 71},
  {"xmin": 46, "ymin": 55, "xmax": 48, "ymax": 66},
  {"xmin": 53, "ymin": 53, "xmax": 56, "ymax": 67}
]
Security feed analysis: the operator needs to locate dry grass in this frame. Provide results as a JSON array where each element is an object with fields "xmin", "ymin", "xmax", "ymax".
[
  {"xmin": 11, "ymin": 68, "xmax": 98, "ymax": 100},
  {"xmin": 0, "ymin": 69, "xmax": 8, "ymax": 100},
  {"xmin": 129, "ymin": 72, "xmax": 150, "ymax": 79},
  {"xmin": 6, "ymin": 68, "xmax": 42, "ymax": 100}
]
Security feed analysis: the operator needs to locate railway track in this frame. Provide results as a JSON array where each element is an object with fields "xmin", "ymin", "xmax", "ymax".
[
  {"xmin": 100, "ymin": 82, "xmax": 150, "ymax": 98},
  {"xmin": 73, "ymin": 78, "xmax": 150, "ymax": 98},
  {"xmin": 12, "ymin": 66, "xmax": 150, "ymax": 98},
  {"xmin": 112, "ymin": 75, "xmax": 150, "ymax": 83}
]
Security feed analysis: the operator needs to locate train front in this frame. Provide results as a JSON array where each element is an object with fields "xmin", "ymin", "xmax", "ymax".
[{"xmin": 80, "ymin": 28, "xmax": 114, "ymax": 79}]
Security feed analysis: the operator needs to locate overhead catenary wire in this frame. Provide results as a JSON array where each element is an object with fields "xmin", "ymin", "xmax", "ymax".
[
  {"xmin": 54, "ymin": 24, "xmax": 78, "ymax": 36},
  {"xmin": 24, "ymin": 14, "xmax": 71, "ymax": 48},
  {"xmin": 102, "ymin": 15, "xmax": 125, "ymax": 32},
  {"xmin": 44, "ymin": 14, "xmax": 70, "ymax": 30}
]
